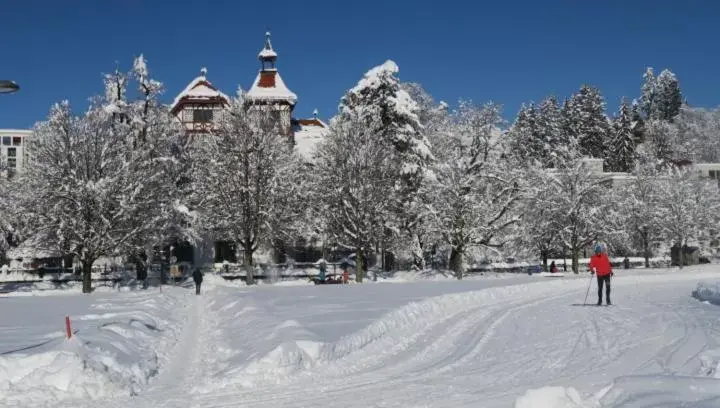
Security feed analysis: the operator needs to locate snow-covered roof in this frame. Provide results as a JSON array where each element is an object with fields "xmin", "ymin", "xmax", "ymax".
[
  {"xmin": 294, "ymin": 118, "xmax": 328, "ymax": 161},
  {"xmin": 259, "ymin": 48, "xmax": 277, "ymax": 60},
  {"xmin": 258, "ymin": 31, "xmax": 278, "ymax": 61},
  {"xmin": 246, "ymin": 71, "xmax": 297, "ymax": 104},
  {"xmin": 170, "ymin": 68, "xmax": 230, "ymax": 112}
]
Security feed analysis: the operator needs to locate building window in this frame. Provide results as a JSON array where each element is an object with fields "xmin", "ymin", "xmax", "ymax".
[
  {"xmin": 182, "ymin": 108, "xmax": 194, "ymax": 122},
  {"xmin": 193, "ymin": 109, "xmax": 213, "ymax": 123},
  {"xmin": 2, "ymin": 137, "xmax": 10, "ymax": 146},
  {"xmin": 12, "ymin": 137, "xmax": 21, "ymax": 146},
  {"xmin": 7, "ymin": 147, "xmax": 16, "ymax": 170}
]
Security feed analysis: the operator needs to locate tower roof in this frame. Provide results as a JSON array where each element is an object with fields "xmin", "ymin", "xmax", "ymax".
[
  {"xmin": 170, "ymin": 67, "xmax": 229, "ymax": 113},
  {"xmin": 258, "ymin": 31, "xmax": 278, "ymax": 63},
  {"xmin": 246, "ymin": 32, "xmax": 296, "ymax": 105},
  {"xmin": 246, "ymin": 71, "xmax": 297, "ymax": 104}
]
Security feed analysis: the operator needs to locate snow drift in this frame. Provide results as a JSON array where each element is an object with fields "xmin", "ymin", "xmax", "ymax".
[
  {"xmin": 514, "ymin": 386, "xmax": 591, "ymax": 408},
  {"xmin": 692, "ymin": 281, "xmax": 720, "ymax": 305},
  {"xmin": 0, "ymin": 288, "xmax": 189, "ymax": 405}
]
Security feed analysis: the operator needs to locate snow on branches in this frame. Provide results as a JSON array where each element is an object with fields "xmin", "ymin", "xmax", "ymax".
[
  {"xmin": 20, "ymin": 57, "xmax": 187, "ymax": 293},
  {"xmin": 424, "ymin": 101, "xmax": 522, "ymax": 278},
  {"xmin": 189, "ymin": 98, "xmax": 303, "ymax": 278}
]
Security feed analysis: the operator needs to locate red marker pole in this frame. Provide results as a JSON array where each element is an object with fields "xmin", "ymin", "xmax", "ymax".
[{"xmin": 65, "ymin": 316, "xmax": 72, "ymax": 339}]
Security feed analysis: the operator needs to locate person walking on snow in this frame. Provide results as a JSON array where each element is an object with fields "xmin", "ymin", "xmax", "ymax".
[
  {"xmin": 589, "ymin": 244, "xmax": 613, "ymax": 305},
  {"xmin": 192, "ymin": 267, "xmax": 203, "ymax": 295}
]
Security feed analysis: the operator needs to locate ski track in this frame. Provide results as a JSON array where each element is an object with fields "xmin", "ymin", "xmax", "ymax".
[{"xmin": 53, "ymin": 271, "xmax": 720, "ymax": 408}]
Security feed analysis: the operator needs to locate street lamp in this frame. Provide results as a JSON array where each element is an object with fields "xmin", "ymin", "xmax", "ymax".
[{"xmin": 0, "ymin": 80, "xmax": 19, "ymax": 94}]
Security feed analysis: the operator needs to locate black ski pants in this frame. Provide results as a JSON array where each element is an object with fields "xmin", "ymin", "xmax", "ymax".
[
  {"xmin": 597, "ymin": 274, "xmax": 611, "ymax": 304},
  {"xmin": 195, "ymin": 281, "xmax": 202, "ymax": 295}
]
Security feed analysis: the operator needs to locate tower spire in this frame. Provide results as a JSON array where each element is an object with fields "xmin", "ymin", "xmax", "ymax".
[{"xmin": 258, "ymin": 31, "xmax": 278, "ymax": 71}]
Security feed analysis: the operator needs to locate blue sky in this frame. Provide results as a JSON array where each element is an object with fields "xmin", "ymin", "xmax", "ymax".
[{"xmin": 0, "ymin": 0, "xmax": 718, "ymax": 129}]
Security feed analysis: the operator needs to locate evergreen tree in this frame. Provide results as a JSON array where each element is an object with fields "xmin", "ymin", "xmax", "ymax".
[
  {"xmin": 630, "ymin": 99, "xmax": 645, "ymax": 143},
  {"xmin": 640, "ymin": 67, "xmax": 656, "ymax": 119},
  {"xmin": 639, "ymin": 67, "xmax": 682, "ymax": 122},
  {"xmin": 536, "ymin": 96, "xmax": 567, "ymax": 167},
  {"xmin": 507, "ymin": 103, "xmax": 541, "ymax": 164},
  {"xmin": 654, "ymin": 69, "xmax": 683, "ymax": 122},
  {"xmin": 607, "ymin": 100, "xmax": 636, "ymax": 172},
  {"xmin": 564, "ymin": 85, "xmax": 611, "ymax": 159},
  {"xmin": 334, "ymin": 61, "xmax": 433, "ymax": 273}
]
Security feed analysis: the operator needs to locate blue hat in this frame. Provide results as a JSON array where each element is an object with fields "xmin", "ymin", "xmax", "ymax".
[{"xmin": 594, "ymin": 244, "xmax": 602, "ymax": 253}]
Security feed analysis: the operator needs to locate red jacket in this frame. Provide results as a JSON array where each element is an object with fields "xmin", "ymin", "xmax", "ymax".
[{"xmin": 589, "ymin": 253, "xmax": 613, "ymax": 277}]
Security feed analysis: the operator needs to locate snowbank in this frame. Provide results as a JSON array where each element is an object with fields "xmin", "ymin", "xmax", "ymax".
[
  {"xmin": 517, "ymin": 375, "xmax": 720, "ymax": 408},
  {"xmin": 0, "ymin": 287, "xmax": 189, "ymax": 405},
  {"xmin": 597, "ymin": 375, "xmax": 720, "ymax": 407},
  {"xmin": 514, "ymin": 387, "xmax": 592, "ymax": 408},
  {"xmin": 692, "ymin": 281, "xmax": 720, "ymax": 305}
]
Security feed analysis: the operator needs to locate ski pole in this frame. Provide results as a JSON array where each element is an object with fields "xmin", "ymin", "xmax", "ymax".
[{"xmin": 583, "ymin": 271, "xmax": 593, "ymax": 305}]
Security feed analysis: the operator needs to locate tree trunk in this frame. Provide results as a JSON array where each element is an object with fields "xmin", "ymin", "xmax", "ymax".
[
  {"xmin": 642, "ymin": 228, "xmax": 650, "ymax": 268},
  {"xmin": 133, "ymin": 251, "xmax": 148, "ymax": 281},
  {"xmin": 355, "ymin": 247, "xmax": 364, "ymax": 283},
  {"xmin": 571, "ymin": 248, "xmax": 580, "ymax": 274},
  {"xmin": 412, "ymin": 234, "xmax": 426, "ymax": 271},
  {"xmin": 81, "ymin": 258, "xmax": 95, "ymax": 294},
  {"xmin": 541, "ymin": 249, "xmax": 548, "ymax": 272},
  {"xmin": 449, "ymin": 245, "xmax": 463, "ymax": 280},
  {"xmin": 243, "ymin": 241, "xmax": 255, "ymax": 285},
  {"xmin": 678, "ymin": 239, "xmax": 685, "ymax": 269}
]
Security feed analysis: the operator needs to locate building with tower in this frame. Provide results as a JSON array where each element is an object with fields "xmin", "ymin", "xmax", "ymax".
[
  {"xmin": 168, "ymin": 32, "xmax": 329, "ymax": 268},
  {"xmin": 171, "ymin": 32, "xmax": 326, "ymax": 164}
]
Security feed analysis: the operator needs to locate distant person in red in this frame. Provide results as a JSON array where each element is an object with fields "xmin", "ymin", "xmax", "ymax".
[{"xmin": 589, "ymin": 244, "xmax": 613, "ymax": 305}]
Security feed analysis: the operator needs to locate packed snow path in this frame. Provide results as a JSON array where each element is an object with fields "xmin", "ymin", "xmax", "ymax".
[{"xmin": 21, "ymin": 269, "xmax": 720, "ymax": 407}]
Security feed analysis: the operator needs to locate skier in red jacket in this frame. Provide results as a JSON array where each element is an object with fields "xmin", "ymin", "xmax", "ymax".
[{"xmin": 589, "ymin": 244, "xmax": 613, "ymax": 305}]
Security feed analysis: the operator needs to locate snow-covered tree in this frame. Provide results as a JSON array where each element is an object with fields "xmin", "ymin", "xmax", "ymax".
[
  {"xmin": 511, "ymin": 165, "xmax": 562, "ymax": 270},
  {"xmin": 536, "ymin": 96, "xmax": 570, "ymax": 167},
  {"xmin": 190, "ymin": 98, "xmax": 302, "ymax": 282},
  {"xmin": 640, "ymin": 67, "xmax": 656, "ymax": 120},
  {"xmin": 639, "ymin": 67, "xmax": 683, "ymax": 122},
  {"xmin": 395, "ymin": 82, "xmax": 450, "ymax": 269},
  {"xmin": 640, "ymin": 119, "xmax": 676, "ymax": 168},
  {"xmin": 20, "ymin": 57, "xmax": 187, "ymax": 293},
  {"xmin": 312, "ymin": 110, "xmax": 398, "ymax": 282},
  {"xmin": 0, "ymin": 167, "xmax": 21, "ymax": 260},
  {"xmin": 541, "ymin": 158, "xmax": 610, "ymax": 273},
  {"xmin": 337, "ymin": 61, "xmax": 433, "ymax": 270},
  {"xmin": 607, "ymin": 100, "xmax": 636, "ymax": 172},
  {"xmin": 654, "ymin": 69, "xmax": 683, "ymax": 122},
  {"xmin": 563, "ymin": 85, "xmax": 611, "ymax": 159},
  {"xmin": 507, "ymin": 103, "xmax": 541, "ymax": 165},
  {"xmin": 424, "ymin": 101, "xmax": 522, "ymax": 278},
  {"xmin": 656, "ymin": 168, "xmax": 720, "ymax": 268},
  {"xmin": 122, "ymin": 56, "xmax": 194, "ymax": 279},
  {"xmin": 610, "ymin": 168, "xmax": 664, "ymax": 267}
]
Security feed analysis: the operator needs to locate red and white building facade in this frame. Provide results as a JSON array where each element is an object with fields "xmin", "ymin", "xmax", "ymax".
[{"xmin": 169, "ymin": 32, "xmax": 328, "ymax": 163}]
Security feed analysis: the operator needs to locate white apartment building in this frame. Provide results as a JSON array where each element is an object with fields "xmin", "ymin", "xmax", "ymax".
[{"xmin": 0, "ymin": 129, "xmax": 31, "ymax": 178}]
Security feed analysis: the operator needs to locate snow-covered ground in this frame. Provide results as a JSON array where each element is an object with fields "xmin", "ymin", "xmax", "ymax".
[{"xmin": 2, "ymin": 267, "xmax": 720, "ymax": 407}]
